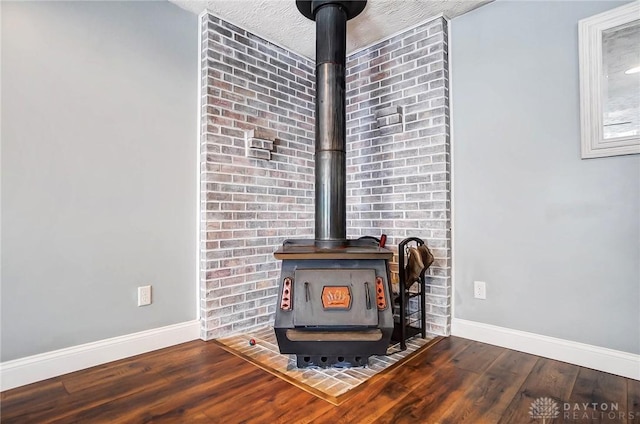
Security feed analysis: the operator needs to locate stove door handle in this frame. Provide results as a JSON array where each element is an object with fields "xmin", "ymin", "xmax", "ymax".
[
  {"xmin": 305, "ymin": 282, "xmax": 310, "ymax": 302},
  {"xmin": 364, "ymin": 282, "xmax": 372, "ymax": 309}
]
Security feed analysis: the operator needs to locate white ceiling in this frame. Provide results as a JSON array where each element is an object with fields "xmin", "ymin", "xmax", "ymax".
[{"xmin": 172, "ymin": 0, "xmax": 491, "ymax": 59}]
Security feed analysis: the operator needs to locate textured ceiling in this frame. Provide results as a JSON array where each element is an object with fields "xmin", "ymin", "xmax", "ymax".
[{"xmin": 172, "ymin": 0, "xmax": 491, "ymax": 59}]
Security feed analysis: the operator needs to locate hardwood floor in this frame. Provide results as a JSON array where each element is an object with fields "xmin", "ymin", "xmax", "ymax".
[{"xmin": 1, "ymin": 337, "xmax": 638, "ymax": 423}]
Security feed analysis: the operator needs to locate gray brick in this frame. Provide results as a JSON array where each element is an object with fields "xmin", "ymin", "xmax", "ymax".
[
  {"xmin": 379, "ymin": 40, "xmax": 402, "ymax": 56},
  {"xmin": 221, "ymin": 36, "xmax": 247, "ymax": 53},
  {"xmin": 248, "ymin": 139, "xmax": 274, "ymax": 151},
  {"xmin": 207, "ymin": 22, "xmax": 232, "ymax": 38},
  {"xmin": 234, "ymin": 51, "xmax": 257, "ymax": 66},
  {"xmin": 417, "ymin": 33, "xmax": 444, "ymax": 49},
  {"xmin": 247, "ymin": 128, "xmax": 276, "ymax": 141},
  {"xmin": 378, "ymin": 124, "xmax": 403, "ymax": 136},
  {"xmin": 234, "ymin": 34, "xmax": 254, "ymax": 48},
  {"xmin": 247, "ymin": 48, "xmax": 269, "ymax": 63},
  {"xmin": 417, "ymin": 70, "xmax": 444, "ymax": 84},
  {"xmin": 208, "ymin": 60, "xmax": 233, "ymax": 74},
  {"xmin": 370, "ymin": 86, "xmax": 392, "ymax": 99},
  {"xmin": 376, "ymin": 114, "xmax": 402, "ymax": 128},
  {"xmin": 220, "ymin": 20, "xmax": 245, "ymax": 35},
  {"xmin": 374, "ymin": 105, "xmax": 401, "ymax": 119},
  {"xmin": 417, "ymin": 52, "xmax": 444, "ymax": 67}
]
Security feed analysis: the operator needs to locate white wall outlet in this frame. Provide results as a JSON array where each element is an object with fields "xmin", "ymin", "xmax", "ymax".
[
  {"xmin": 473, "ymin": 281, "xmax": 487, "ymax": 300},
  {"xmin": 138, "ymin": 285, "xmax": 152, "ymax": 306}
]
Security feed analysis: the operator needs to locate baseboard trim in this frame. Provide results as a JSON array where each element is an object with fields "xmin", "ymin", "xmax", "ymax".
[
  {"xmin": 0, "ymin": 320, "xmax": 201, "ymax": 391},
  {"xmin": 451, "ymin": 318, "xmax": 639, "ymax": 380}
]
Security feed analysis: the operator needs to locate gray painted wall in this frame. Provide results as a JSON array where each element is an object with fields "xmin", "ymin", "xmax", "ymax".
[
  {"xmin": 1, "ymin": 1, "xmax": 198, "ymax": 361},
  {"xmin": 451, "ymin": 0, "xmax": 639, "ymax": 354}
]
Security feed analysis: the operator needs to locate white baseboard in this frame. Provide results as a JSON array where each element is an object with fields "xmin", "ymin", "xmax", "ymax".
[
  {"xmin": 451, "ymin": 318, "xmax": 640, "ymax": 380},
  {"xmin": 0, "ymin": 320, "xmax": 201, "ymax": 391}
]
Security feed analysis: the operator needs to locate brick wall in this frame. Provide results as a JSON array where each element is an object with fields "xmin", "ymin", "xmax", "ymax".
[
  {"xmin": 345, "ymin": 18, "xmax": 451, "ymax": 336},
  {"xmin": 199, "ymin": 13, "xmax": 315, "ymax": 339},
  {"xmin": 199, "ymin": 13, "xmax": 451, "ymax": 339}
]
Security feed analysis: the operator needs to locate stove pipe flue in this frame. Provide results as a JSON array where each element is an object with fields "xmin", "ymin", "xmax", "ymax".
[{"xmin": 296, "ymin": 0, "xmax": 367, "ymax": 249}]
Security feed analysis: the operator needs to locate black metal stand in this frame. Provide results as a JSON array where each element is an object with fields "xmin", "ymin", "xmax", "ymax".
[{"xmin": 392, "ymin": 237, "xmax": 428, "ymax": 351}]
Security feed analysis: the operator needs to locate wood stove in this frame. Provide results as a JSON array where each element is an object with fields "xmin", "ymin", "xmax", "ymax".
[
  {"xmin": 274, "ymin": 0, "xmax": 395, "ymax": 368},
  {"xmin": 274, "ymin": 239, "xmax": 394, "ymax": 367}
]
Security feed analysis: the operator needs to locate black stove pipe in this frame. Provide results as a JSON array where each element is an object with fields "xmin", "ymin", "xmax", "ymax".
[{"xmin": 296, "ymin": 0, "xmax": 366, "ymax": 249}]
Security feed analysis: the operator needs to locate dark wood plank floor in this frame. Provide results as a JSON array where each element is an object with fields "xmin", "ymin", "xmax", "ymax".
[{"xmin": 1, "ymin": 337, "xmax": 637, "ymax": 423}]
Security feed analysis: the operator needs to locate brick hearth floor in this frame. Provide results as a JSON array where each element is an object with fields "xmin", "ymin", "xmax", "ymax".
[{"xmin": 215, "ymin": 326, "xmax": 434, "ymax": 404}]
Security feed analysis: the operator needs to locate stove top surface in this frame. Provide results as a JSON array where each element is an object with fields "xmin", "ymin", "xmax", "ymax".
[{"xmin": 274, "ymin": 239, "xmax": 393, "ymax": 260}]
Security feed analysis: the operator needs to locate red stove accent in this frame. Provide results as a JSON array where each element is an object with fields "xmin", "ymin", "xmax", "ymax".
[
  {"xmin": 375, "ymin": 276, "xmax": 387, "ymax": 310},
  {"xmin": 280, "ymin": 277, "xmax": 292, "ymax": 310}
]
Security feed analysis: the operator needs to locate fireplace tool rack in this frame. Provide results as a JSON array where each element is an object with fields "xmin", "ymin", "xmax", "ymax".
[
  {"xmin": 395, "ymin": 237, "xmax": 431, "ymax": 350},
  {"xmin": 360, "ymin": 236, "xmax": 430, "ymax": 351}
]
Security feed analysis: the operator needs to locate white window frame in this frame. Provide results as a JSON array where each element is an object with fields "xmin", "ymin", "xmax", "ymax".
[{"xmin": 578, "ymin": 1, "xmax": 640, "ymax": 159}]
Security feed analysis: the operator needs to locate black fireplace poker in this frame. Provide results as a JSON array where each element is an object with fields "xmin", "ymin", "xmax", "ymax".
[{"xmin": 296, "ymin": 0, "xmax": 367, "ymax": 249}]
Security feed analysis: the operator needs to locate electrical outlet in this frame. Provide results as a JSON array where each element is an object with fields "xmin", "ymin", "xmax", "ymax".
[
  {"xmin": 138, "ymin": 285, "xmax": 152, "ymax": 306},
  {"xmin": 473, "ymin": 281, "xmax": 486, "ymax": 300}
]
